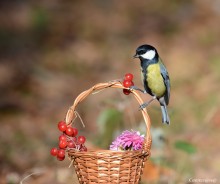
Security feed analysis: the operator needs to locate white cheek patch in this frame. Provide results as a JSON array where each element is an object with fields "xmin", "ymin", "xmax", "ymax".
[{"xmin": 141, "ymin": 50, "xmax": 156, "ymax": 60}]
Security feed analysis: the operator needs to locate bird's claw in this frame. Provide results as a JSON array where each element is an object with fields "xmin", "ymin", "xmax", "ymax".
[
  {"xmin": 129, "ymin": 86, "xmax": 146, "ymax": 93},
  {"xmin": 139, "ymin": 103, "xmax": 148, "ymax": 110},
  {"xmin": 129, "ymin": 85, "xmax": 136, "ymax": 91},
  {"xmin": 139, "ymin": 96, "xmax": 156, "ymax": 110}
]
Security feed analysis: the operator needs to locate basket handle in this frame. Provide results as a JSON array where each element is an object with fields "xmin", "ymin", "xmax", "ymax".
[{"xmin": 65, "ymin": 81, "xmax": 152, "ymax": 152}]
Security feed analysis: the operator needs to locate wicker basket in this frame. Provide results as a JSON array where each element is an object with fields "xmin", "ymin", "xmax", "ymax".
[{"xmin": 65, "ymin": 81, "xmax": 152, "ymax": 184}]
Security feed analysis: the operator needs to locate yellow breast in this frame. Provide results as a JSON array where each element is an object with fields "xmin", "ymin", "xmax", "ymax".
[{"xmin": 147, "ymin": 64, "xmax": 166, "ymax": 97}]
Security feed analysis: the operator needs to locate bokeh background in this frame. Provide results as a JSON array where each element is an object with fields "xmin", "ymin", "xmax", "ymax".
[{"xmin": 0, "ymin": 0, "xmax": 220, "ymax": 183}]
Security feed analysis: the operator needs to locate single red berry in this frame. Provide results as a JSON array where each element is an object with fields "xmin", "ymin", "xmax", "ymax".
[
  {"xmin": 123, "ymin": 80, "xmax": 134, "ymax": 88},
  {"xmin": 59, "ymin": 140, "xmax": 67, "ymax": 149},
  {"xmin": 50, "ymin": 147, "xmax": 58, "ymax": 156},
  {"xmin": 124, "ymin": 73, "xmax": 133, "ymax": 81},
  {"xmin": 72, "ymin": 128, "xmax": 78, "ymax": 137},
  {"xmin": 67, "ymin": 141, "xmax": 75, "ymax": 148},
  {"xmin": 123, "ymin": 89, "xmax": 131, "ymax": 95},
  {"xmin": 78, "ymin": 136, "xmax": 86, "ymax": 144},
  {"xmin": 58, "ymin": 121, "xmax": 67, "ymax": 132},
  {"xmin": 57, "ymin": 149, "xmax": 65, "ymax": 158},
  {"xmin": 59, "ymin": 134, "xmax": 67, "ymax": 141},
  {"xmin": 57, "ymin": 155, "xmax": 65, "ymax": 161},
  {"xmin": 65, "ymin": 126, "xmax": 74, "ymax": 136}
]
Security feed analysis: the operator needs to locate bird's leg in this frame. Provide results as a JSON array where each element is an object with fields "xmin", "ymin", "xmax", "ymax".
[
  {"xmin": 139, "ymin": 96, "xmax": 157, "ymax": 110},
  {"xmin": 129, "ymin": 86, "xmax": 147, "ymax": 94}
]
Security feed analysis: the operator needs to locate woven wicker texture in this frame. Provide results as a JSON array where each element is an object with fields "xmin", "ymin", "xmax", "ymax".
[{"xmin": 65, "ymin": 81, "xmax": 152, "ymax": 184}]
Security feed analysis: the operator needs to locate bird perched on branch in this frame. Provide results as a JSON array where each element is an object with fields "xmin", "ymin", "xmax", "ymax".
[{"xmin": 132, "ymin": 44, "xmax": 170, "ymax": 124}]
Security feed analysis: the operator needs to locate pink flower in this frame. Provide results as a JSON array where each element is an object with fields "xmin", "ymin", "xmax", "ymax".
[{"xmin": 110, "ymin": 130, "xmax": 145, "ymax": 151}]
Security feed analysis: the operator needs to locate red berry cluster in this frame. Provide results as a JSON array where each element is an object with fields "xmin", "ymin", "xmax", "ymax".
[
  {"xmin": 50, "ymin": 121, "xmax": 87, "ymax": 161},
  {"xmin": 122, "ymin": 73, "xmax": 134, "ymax": 95}
]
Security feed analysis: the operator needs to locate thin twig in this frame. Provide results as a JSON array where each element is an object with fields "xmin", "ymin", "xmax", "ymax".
[
  {"xmin": 74, "ymin": 111, "xmax": 85, "ymax": 128},
  {"xmin": 20, "ymin": 171, "xmax": 44, "ymax": 184},
  {"xmin": 68, "ymin": 159, "xmax": 74, "ymax": 168}
]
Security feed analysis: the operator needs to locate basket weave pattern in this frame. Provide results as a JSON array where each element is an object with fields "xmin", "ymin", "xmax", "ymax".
[{"xmin": 65, "ymin": 81, "xmax": 152, "ymax": 184}]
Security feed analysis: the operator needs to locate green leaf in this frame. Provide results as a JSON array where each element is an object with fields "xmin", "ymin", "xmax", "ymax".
[{"xmin": 174, "ymin": 140, "xmax": 197, "ymax": 154}]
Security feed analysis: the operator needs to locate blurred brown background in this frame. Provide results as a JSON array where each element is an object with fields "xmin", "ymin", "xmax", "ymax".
[{"xmin": 0, "ymin": 0, "xmax": 220, "ymax": 183}]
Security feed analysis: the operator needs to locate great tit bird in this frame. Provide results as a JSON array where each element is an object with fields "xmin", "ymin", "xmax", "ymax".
[{"xmin": 133, "ymin": 44, "xmax": 170, "ymax": 124}]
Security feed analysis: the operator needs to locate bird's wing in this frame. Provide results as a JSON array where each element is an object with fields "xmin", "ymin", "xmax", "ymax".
[{"xmin": 159, "ymin": 59, "xmax": 170, "ymax": 105}]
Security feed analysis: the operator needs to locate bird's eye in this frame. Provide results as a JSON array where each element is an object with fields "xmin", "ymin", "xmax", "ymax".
[{"xmin": 138, "ymin": 50, "xmax": 146, "ymax": 55}]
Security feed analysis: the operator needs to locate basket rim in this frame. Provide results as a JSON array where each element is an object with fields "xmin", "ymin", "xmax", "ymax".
[
  {"xmin": 65, "ymin": 80, "xmax": 152, "ymax": 152},
  {"xmin": 68, "ymin": 148, "xmax": 150, "ymax": 154},
  {"xmin": 68, "ymin": 148, "xmax": 150, "ymax": 159}
]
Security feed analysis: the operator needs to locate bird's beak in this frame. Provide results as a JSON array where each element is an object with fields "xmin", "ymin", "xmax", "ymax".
[{"xmin": 133, "ymin": 53, "xmax": 139, "ymax": 59}]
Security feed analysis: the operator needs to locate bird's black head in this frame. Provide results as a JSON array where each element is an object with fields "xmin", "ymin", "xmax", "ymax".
[{"xmin": 133, "ymin": 44, "xmax": 158, "ymax": 61}]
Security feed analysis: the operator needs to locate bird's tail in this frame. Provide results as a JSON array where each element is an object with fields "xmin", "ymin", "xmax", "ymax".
[{"xmin": 159, "ymin": 98, "xmax": 170, "ymax": 125}]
